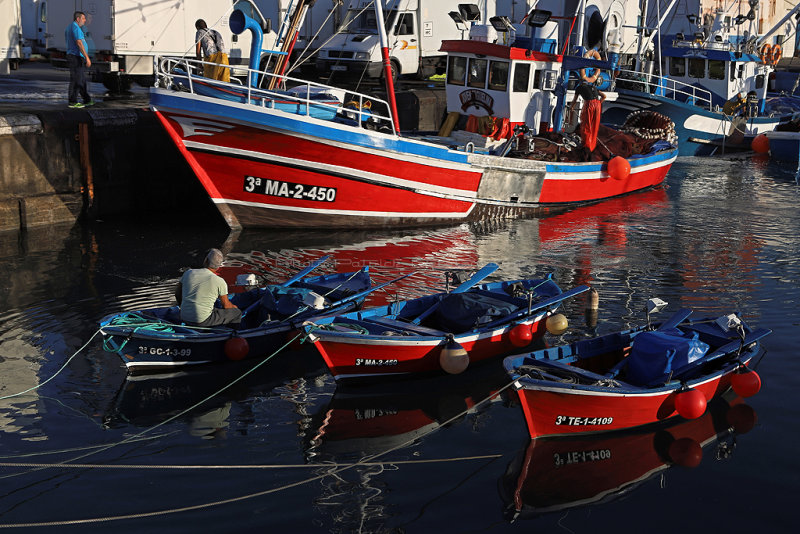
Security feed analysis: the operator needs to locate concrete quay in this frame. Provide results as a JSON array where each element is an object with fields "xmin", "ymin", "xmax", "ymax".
[{"xmin": 0, "ymin": 62, "xmax": 446, "ymax": 233}]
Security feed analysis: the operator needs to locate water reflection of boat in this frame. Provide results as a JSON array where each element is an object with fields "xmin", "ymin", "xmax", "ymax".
[
  {"xmin": 305, "ymin": 361, "xmax": 512, "ymax": 461},
  {"xmin": 498, "ymin": 393, "xmax": 758, "ymax": 520},
  {"xmin": 104, "ymin": 347, "xmax": 326, "ymax": 430}
]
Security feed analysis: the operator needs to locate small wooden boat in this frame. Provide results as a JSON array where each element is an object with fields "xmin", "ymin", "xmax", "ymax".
[
  {"xmin": 303, "ymin": 263, "xmax": 589, "ymax": 384},
  {"xmin": 504, "ymin": 307, "xmax": 771, "ymax": 439},
  {"xmin": 100, "ymin": 262, "xmax": 373, "ymax": 373},
  {"xmin": 499, "ymin": 392, "xmax": 758, "ymax": 520}
]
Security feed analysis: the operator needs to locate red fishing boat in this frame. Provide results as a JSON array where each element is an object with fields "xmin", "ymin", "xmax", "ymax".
[
  {"xmin": 303, "ymin": 263, "xmax": 589, "ymax": 383},
  {"xmin": 504, "ymin": 306, "xmax": 770, "ymax": 439},
  {"xmin": 149, "ymin": 5, "xmax": 677, "ymax": 230}
]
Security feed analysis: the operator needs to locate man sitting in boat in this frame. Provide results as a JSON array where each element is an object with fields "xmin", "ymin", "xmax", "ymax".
[
  {"xmin": 568, "ymin": 81, "xmax": 607, "ymax": 155},
  {"xmin": 175, "ymin": 248, "xmax": 241, "ymax": 327}
]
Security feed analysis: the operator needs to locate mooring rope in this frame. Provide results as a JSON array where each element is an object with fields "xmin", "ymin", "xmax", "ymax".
[
  {"xmin": 0, "ymin": 330, "xmax": 101, "ymax": 401},
  {"xmin": 0, "ymin": 371, "xmax": 520, "ymax": 528}
]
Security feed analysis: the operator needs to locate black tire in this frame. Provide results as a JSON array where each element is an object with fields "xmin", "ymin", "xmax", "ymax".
[{"xmin": 101, "ymin": 72, "xmax": 133, "ymax": 93}]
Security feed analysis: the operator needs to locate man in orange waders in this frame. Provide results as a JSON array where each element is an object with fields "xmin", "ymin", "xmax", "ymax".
[{"xmin": 569, "ymin": 82, "xmax": 607, "ymax": 154}]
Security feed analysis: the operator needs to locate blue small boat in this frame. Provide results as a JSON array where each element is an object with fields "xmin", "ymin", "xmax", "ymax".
[
  {"xmin": 100, "ymin": 267, "xmax": 372, "ymax": 372},
  {"xmin": 765, "ymin": 129, "xmax": 800, "ymax": 164}
]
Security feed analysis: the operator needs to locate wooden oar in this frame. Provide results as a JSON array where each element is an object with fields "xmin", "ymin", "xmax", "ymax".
[
  {"xmin": 672, "ymin": 327, "xmax": 773, "ymax": 379},
  {"xmin": 280, "ymin": 255, "xmax": 331, "ymax": 287},
  {"xmin": 657, "ymin": 308, "xmax": 693, "ymax": 331},
  {"xmin": 411, "ymin": 263, "xmax": 499, "ymax": 325},
  {"xmin": 481, "ymin": 285, "xmax": 590, "ymax": 330},
  {"xmin": 327, "ymin": 271, "xmax": 418, "ymax": 308}
]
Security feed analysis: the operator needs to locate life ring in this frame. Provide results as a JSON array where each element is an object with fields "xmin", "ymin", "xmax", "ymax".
[
  {"xmin": 759, "ymin": 44, "xmax": 772, "ymax": 64},
  {"xmin": 581, "ymin": 49, "xmax": 601, "ymax": 84},
  {"xmin": 770, "ymin": 44, "xmax": 782, "ymax": 65}
]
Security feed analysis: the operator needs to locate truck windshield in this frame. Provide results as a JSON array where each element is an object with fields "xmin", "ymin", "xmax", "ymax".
[{"xmin": 339, "ymin": 8, "xmax": 392, "ymax": 34}]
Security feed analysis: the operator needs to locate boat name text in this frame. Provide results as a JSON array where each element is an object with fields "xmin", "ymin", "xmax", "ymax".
[
  {"xmin": 355, "ymin": 358, "xmax": 398, "ymax": 366},
  {"xmin": 244, "ymin": 176, "xmax": 337, "ymax": 202},
  {"xmin": 555, "ymin": 416, "xmax": 613, "ymax": 426},
  {"xmin": 138, "ymin": 347, "xmax": 192, "ymax": 357}
]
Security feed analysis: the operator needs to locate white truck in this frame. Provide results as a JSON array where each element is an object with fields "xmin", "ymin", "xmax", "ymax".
[
  {"xmin": 0, "ymin": 0, "xmax": 23, "ymax": 74},
  {"xmin": 316, "ymin": 0, "xmax": 495, "ymax": 80},
  {"xmin": 45, "ymin": 0, "xmax": 279, "ymax": 91}
]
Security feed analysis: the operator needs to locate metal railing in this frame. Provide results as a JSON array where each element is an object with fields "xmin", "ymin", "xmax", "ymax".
[
  {"xmin": 153, "ymin": 55, "xmax": 397, "ymax": 135},
  {"xmin": 615, "ymin": 67, "xmax": 714, "ymax": 111}
]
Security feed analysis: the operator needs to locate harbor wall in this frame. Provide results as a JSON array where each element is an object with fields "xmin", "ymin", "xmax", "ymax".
[
  {"xmin": 0, "ymin": 108, "xmax": 216, "ymax": 233},
  {"xmin": 0, "ymin": 88, "xmax": 447, "ymax": 233}
]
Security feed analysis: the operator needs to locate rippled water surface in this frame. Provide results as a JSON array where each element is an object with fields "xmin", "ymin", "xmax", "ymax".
[{"xmin": 1, "ymin": 157, "xmax": 798, "ymax": 532}]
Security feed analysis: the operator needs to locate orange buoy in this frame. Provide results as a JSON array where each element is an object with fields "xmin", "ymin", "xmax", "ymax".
[
  {"xmin": 674, "ymin": 387, "xmax": 706, "ymax": 419},
  {"xmin": 509, "ymin": 323, "xmax": 533, "ymax": 347},
  {"xmin": 224, "ymin": 336, "xmax": 249, "ymax": 361},
  {"xmin": 668, "ymin": 437, "xmax": 703, "ymax": 467},
  {"xmin": 751, "ymin": 133, "xmax": 770, "ymax": 154},
  {"xmin": 608, "ymin": 156, "xmax": 631, "ymax": 180},
  {"xmin": 730, "ymin": 367, "xmax": 761, "ymax": 397}
]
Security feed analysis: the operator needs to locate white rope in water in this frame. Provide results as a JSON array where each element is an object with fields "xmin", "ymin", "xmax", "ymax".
[
  {"xmin": 0, "ymin": 454, "xmax": 501, "ymax": 471},
  {"xmin": 0, "ymin": 369, "xmax": 518, "ymax": 528},
  {"xmin": 0, "ymin": 330, "xmax": 101, "ymax": 401},
  {"xmin": 0, "ymin": 333, "xmax": 304, "ymax": 483}
]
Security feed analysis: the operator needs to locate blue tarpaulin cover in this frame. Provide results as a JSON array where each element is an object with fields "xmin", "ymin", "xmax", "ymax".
[{"xmin": 626, "ymin": 330, "xmax": 710, "ymax": 386}]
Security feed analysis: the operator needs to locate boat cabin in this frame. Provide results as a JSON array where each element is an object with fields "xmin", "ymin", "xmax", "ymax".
[
  {"xmin": 440, "ymin": 12, "xmax": 565, "ymax": 135},
  {"xmin": 657, "ymin": 9, "xmax": 770, "ymax": 110}
]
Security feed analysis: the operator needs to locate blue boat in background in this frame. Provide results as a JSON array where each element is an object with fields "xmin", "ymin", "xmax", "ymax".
[{"xmin": 603, "ymin": 6, "xmax": 800, "ymax": 156}]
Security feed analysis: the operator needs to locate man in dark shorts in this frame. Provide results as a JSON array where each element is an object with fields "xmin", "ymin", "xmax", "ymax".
[{"xmin": 175, "ymin": 249, "xmax": 241, "ymax": 327}]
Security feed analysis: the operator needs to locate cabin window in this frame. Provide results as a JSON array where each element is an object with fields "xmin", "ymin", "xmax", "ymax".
[
  {"xmin": 513, "ymin": 63, "xmax": 530, "ymax": 92},
  {"xmin": 730, "ymin": 62, "xmax": 736, "ymax": 81},
  {"xmin": 738, "ymin": 65, "xmax": 744, "ymax": 79},
  {"xmin": 541, "ymin": 70, "xmax": 557, "ymax": 91},
  {"xmin": 669, "ymin": 57, "xmax": 686, "ymax": 76},
  {"xmin": 447, "ymin": 56, "xmax": 466, "ymax": 86},
  {"xmin": 394, "ymin": 13, "xmax": 413, "ymax": 36},
  {"xmin": 488, "ymin": 61, "xmax": 509, "ymax": 91},
  {"xmin": 468, "ymin": 58, "xmax": 488, "ymax": 88},
  {"xmin": 688, "ymin": 58, "xmax": 705, "ymax": 78},
  {"xmin": 532, "ymin": 69, "xmax": 541, "ymax": 89},
  {"xmin": 708, "ymin": 60, "xmax": 725, "ymax": 80},
  {"xmin": 756, "ymin": 74, "xmax": 764, "ymax": 89}
]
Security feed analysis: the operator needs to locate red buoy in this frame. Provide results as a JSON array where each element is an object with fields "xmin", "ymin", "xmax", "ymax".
[
  {"xmin": 509, "ymin": 323, "xmax": 533, "ymax": 347},
  {"xmin": 674, "ymin": 388, "xmax": 706, "ymax": 419},
  {"xmin": 668, "ymin": 437, "xmax": 703, "ymax": 467},
  {"xmin": 730, "ymin": 367, "xmax": 761, "ymax": 398},
  {"xmin": 607, "ymin": 156, "xmax": 631, "ymax": 180},
  {"xmin": 224, "ymin": 336, "xmax": 249, "ymax": 361},
  {"xmin": 726, "ymin": 403, "xmax": 757, "ymax": 434},
  {"xmin": 751, "ymin": 133, "xmax": 770, "ymax": 154}
]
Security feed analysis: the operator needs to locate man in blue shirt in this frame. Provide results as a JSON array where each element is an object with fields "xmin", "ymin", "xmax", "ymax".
[{"xmin": 65, "ymin": 11, "xmax": 94, "ymax": 108}]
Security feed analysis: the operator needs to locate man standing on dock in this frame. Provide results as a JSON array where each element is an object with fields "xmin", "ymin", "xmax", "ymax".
[{"xmin": 65, "ymin": 11, "xmax": 94, "ymax": 108}]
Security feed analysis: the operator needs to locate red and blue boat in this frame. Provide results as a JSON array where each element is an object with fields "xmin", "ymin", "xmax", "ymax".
[
  {"xmin": 504, "ymin": 307, "xmax": 770, "ymax": 439},
  {"xmin": 100, "ymin": 258, "xmax": 373, "ymax": 372},
  {"xmin": 149, "ymin": 6, "xmax": 677, "ymax": 230},
  {"xmin": 303, "ymin": 263, "xmax": 589, "ymax": 383}
]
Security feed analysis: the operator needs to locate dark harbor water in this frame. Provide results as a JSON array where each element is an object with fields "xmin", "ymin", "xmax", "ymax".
[{"xmin": 1, "ymin": 156, "xmax": 798, "ymax": 533}]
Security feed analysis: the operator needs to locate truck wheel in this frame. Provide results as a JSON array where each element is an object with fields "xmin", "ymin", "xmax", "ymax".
[
  {"xmin": 101, "ymin": 72, "xmax": 133, "ymax": 94},
  {"xmin": 382, "ymin": 60, "xmax": 399, "ymax": 84}
]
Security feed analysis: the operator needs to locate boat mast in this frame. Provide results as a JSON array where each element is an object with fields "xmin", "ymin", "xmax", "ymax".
[{"xmin": 373, "ymin": 0, "xmax": 401, "ymax": 132}]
